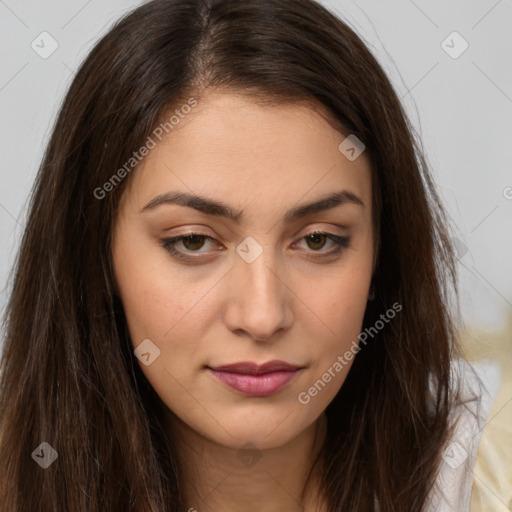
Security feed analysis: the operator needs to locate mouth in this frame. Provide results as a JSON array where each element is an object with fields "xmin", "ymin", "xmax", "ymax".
[{"xmin": 207, "ymin": 360, "xmax": 303, "ymax": 397}]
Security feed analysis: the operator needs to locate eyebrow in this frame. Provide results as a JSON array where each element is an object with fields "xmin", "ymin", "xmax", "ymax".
[{"xmin": 141, "ymin": 189, "xmax": 364, "ymax": 223}]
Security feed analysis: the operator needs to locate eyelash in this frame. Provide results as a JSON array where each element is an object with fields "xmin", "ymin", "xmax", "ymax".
[{"xmin": 160, "ymin": 230, "xmax": 351, "ymax": 261}]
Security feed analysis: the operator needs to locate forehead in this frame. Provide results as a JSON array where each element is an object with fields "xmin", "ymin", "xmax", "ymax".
[{"xmin": 122, "ymin": 91, "xmax": 372, "ymax": 218}]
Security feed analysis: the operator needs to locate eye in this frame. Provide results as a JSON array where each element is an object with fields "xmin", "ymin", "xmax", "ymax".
[
  {"xmin": 295, "ymin": 231, "xmax": 351, "ymax": 256},
  {"xmin": 161, "ymin": 233, "xmax": 219, "ymax": 259},
  {"xmin": 160, "ymin": 230, "xmax": 351, "ymax": 261}
]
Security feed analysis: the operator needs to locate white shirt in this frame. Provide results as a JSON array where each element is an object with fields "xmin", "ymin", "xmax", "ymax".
[
  {"xmin": 426, "ymin": 358, "xmax": 501, "ymax": 511},
  {"xmin": 374, "ymin": 358, "xmax": 501, "ymax": 512}
]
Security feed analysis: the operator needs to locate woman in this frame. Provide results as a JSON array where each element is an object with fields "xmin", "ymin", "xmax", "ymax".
[{"xmin": 0, "ymin": 0, "xmax": 489, "ymax": 510}]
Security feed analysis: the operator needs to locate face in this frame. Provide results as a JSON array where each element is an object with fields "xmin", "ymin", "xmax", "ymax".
[{"xmin": 112, "ymin": 91, "xmax": 374, "ymax": 451}]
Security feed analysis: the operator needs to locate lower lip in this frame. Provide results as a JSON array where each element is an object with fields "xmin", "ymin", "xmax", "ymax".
[{"xmin": 208, "ymin": 369, "xmax": 300, "ymax": 397}]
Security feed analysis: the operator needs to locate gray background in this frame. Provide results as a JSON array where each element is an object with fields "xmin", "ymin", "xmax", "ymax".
[{"xmin": 1, "ymin": 0, "xmax": 511, "ymax": 336}]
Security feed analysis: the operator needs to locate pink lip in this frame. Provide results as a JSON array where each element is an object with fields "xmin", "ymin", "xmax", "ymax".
[{"xmin": 208, "ymin": 360, "xmax": 302, "ymax": 397}]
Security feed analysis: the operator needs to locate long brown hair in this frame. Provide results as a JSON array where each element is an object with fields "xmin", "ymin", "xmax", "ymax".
[{"xmin": 0, "ymin": 0, "xmax": 470, "ymax": 510}]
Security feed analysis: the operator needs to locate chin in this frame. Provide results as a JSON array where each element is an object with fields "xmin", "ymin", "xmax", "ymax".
[{"xmin": 195, "ymin": 408, "xmax": 318, "ymax": 451}]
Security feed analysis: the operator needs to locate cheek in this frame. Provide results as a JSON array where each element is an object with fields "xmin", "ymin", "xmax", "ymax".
[
  {"xmin": 113, "ymin": 251, "xmax": 208, "ymax": 419},
  {"xmin": 113, "ymin": 231, "xmax": 199, "ymax": 344},
  {"xmin": 293, "ymin": 288, "xmax": 368, "ymax": 417},
  {"xmin": 112, "ymin": 235, "xmax": 218, "ymax": 399},
  {"xmin": 302, "ymin": 263, "xmax": 371, "ymax": 343},
  {"xmin": 295, "ymin": 258, "xmax": 372, "ymax": 394},
  {"xmin": 303, "ymin": 226, "xmax": 373, "ymax": 346}
]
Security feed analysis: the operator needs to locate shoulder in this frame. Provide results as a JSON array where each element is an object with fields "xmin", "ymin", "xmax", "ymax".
[{"xmin": 426, "ymin": 358, "xmax": 502, "ymax": 511}]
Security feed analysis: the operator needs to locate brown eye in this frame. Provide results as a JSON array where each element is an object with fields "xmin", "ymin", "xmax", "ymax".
[
  {"xmin": 161, "ymin": 231, "xmax": 350, "ymax": 262},
  {"xmin": 161, "ymin": 233, "xmax": 218, "ymax": 259},
  {"xmin": 181, "ymin": 235, "xmax": 207, "ymax": 251},
  {"xmin": 305, "ymin": 233, "xmax": 328, "ymax": 250},
  {"xmin": 296, "ymin": 231, "xmax": 351, "ymax": 255}
]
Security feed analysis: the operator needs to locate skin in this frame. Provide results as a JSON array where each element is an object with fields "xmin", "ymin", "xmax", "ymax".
[{"xmin": 112, "ymin": 91, "xmax": 375, "ymax": 512}]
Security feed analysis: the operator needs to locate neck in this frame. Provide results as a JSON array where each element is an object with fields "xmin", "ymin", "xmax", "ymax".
[{"xmin": 164, "ymin": 412, "xmax": 328, "ymax": 512}]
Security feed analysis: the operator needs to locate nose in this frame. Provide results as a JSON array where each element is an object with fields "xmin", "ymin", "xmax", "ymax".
[{"xmin": 223, "ymin": 241, "xmax": 293, "ymax": 342}]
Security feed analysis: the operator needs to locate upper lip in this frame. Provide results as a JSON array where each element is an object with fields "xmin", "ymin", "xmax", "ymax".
[{"xmin": 208, "ymin": 360, "xmax": 301, "ymax": 375}]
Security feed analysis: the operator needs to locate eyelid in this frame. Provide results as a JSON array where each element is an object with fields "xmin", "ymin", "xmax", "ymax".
[
  {"xmin": 161, "ymin": 233, "xmax": 220, "ymax": 260},
  {"xmin": 160, "ymin": 228, "xmax": 351, "ymax": 260}
]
